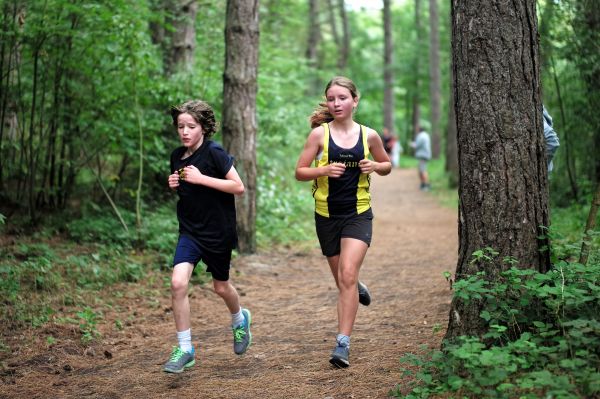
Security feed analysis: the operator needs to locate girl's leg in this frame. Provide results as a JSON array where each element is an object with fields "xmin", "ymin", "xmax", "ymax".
[
  {"xmin": 171, "ymin": 262, "xmax": 195, "ymax": 331},
  {"xmin": 212, "ymin": 279, "xmax": 241, "ymax": 314},
  {"xmin": 327, "ymin": 238, "xmax": 369, "ymax": 336}
]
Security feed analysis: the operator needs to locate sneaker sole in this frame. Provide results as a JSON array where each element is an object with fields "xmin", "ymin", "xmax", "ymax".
[
  {"xmin": 358, "ymin": 282, "xmax": 371, "ymax": 306},
  {"xmin": 163, "ymin": 359, "xmax": 196, "ymax": 374},
  {"xmin": 329, "ymin": 356, "xmax": 350, "ymax": 368}
]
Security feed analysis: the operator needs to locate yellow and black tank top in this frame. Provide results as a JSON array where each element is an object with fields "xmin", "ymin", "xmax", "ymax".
[{"xmin": 312, "ymin": 123, "xmax": 371, "ymax": 218}]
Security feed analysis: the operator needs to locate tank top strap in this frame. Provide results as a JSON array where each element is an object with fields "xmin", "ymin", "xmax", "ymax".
[{"xmin": 360, "ymin": 125, "xmax": 370, "ymax": 159}]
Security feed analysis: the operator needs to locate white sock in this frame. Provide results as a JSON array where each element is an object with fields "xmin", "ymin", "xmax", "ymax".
[
  {"xmin": 336, "ymin": 334, "xmax": 350, "ymax": 348},
  {"xmin": 231, "ymin": 308, "xmax": 244, "ymax": 327},
  {"xmin": 176, "ymin": 328, "xmax": 193, "ymax": 353}
]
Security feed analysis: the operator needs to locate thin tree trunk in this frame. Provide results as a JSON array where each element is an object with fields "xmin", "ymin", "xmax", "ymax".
[
  {"xmin": 383, "ymin": 0, "xmax": 394, "ymax": 134},
  {"xmin": 446, "ymin": 0, "xmax": 549, "ymax": 339},
  {"xmin": 428, "ymin": 0, "xmax": 441, "ymax": 158},
  {"xmin": 550, "ymin": 55, "xmax": 578, "ymax": 201},
  {"xmin": 337, "ymin": 0, "xmax": 349, "ymax": 71},
  {"xmin": 306, "ymin": 0, "xmax": 321, "ymax": 95},
  {"xmin": 326, "ymin": 0, "xmax": 340, "ymax": 48},
  {"xmin": 579, "ymin": 184, "xmax": 600, "ymax": 265},
  {"xmin": 222, "ymin": 0, "xmax": 259, "ymax": 254},
  {"xmin": 412, "ymin": 0, "xmax": 423, "ymax": 139}
]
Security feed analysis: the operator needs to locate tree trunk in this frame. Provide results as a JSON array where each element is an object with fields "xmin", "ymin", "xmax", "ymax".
[
  {"xmin": 163, "ymin": 0, "xmax": 198, "ymax": 75},
  {"xmin": 446, "ymin": 0, "xmax": 550, "ymax": 339},
  {"xmin": 579, "ymin": 183, "xmax": 600, "ymax": 265},
  {"xmin": 445, "ymin": 59, "xmax": 458, "ymax": 188},
  {"xmin": 337, "ymin": 0, "xmax": 349, "ymax": 71},
  {"xmin": 306, "ymin": 0, "xmax": 321, "ymax": 95},
  {"xmin": 428, "ymin": 0, "xmax": 441, "ymax": 158},
  {"xmin": 383, "ymin": 0, "xmax": 394, "ymax": 134},
  {"xmin": 222, "ymin": 0, "xmax": 259, "ymax": 254},
  {"xmin": 411, "ymin": 0, "xmax": 423, "ymax": 139}
]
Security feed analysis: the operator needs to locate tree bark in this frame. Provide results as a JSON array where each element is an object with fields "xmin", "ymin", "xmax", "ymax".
[
  {"xmin": 411, "ymin": 0, "xmax": 423, "ymax": 139},
  {"xmin": 446, "ymin": 0, "xmax": 550, "ymax": 339},
  {"xmin": 383, "ymin": 0, "xmax": 394, "ymax": 134},
  {"xmin": 337, "ymin": 0, "xmax": 349, "ymax": 71},
  {"xmin": 222, "ymin": 0, "xmax": 259, "ymax": 254},
  {"xmin": 163, "ymin": 0, "xmax": 198, "ymax": 75},
  {"xmin": 445, "ymin": 59, "xmax": 458, "ymax": 188},
  {"xmin": 428, "ymin": 0, "xmax": 441, "ymax": 158},
  {"xmin": 579, "ymin": 183, "xmax": 600, "ymax": 265}
]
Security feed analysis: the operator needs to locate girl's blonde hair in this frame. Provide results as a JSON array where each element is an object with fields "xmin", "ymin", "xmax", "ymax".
[{"xmin": 309, "ymin": 76, "xmax": 360, "ymax": 128}]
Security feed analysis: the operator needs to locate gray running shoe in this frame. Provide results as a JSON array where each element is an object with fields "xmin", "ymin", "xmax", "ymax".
[
  {"xmin": 163, "ymin": 346, "xmax": 195, "ymax": 373},
  {"xmin": 358, "ymin": 281, "xmax": 371, "ymax": 306},
  {"xmin": 232, "ymin": 308, "xmax": 252, "ymax": 355},
  {"xmin": 329, "ymin": 342, "xmax": 350, "ymax": 368}
]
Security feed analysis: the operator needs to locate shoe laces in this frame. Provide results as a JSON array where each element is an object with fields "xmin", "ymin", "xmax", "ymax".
[
  {"xmin": 232, "ymin": 325, "xmax": 247, "ymax": 343},
  {"xmin": 169, "ymin": 346, "xmax": 186, "ymax": 362}
]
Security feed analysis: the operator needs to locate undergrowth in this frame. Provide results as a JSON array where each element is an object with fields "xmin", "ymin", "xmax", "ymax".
[{"xmin": 392, "ymin": 241, "xmax": 600, "ymax": 399}]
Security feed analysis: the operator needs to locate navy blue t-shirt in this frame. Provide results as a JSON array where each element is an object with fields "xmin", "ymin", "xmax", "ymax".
[{"xmin": 170, "ymin": 140, "xmax": 237, "ymax": 251}]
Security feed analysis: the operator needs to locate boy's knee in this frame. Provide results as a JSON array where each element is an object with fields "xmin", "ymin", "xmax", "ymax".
[
  {"xmin": 213, "ymin": 281, "xmax": 230, "ymax": 297},
  {"xmin": 171, "ymin": 276, "xmax": 188, "ymax": 296}
]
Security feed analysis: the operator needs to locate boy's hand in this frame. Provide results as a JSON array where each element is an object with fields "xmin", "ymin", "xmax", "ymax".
[
  {"xmin": 180, "ymin": 165, "xmax": 203, "ymax": 185},
  {"xmin": 168, "ymin": 172, "xmax": 180, "ymax": 189}
]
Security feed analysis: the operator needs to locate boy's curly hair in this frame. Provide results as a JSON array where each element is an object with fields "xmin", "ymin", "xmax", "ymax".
[{"xmin": 170, "ymin": 100, "xmax": 218, "ymax": 138}]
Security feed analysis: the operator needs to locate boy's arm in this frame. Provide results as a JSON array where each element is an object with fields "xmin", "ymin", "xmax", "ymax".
[{"xmin": 180, "ymin": 165, "xmax": 245, "ymax": 195}]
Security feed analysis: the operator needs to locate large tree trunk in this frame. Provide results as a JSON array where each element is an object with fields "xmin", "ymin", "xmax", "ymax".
[
  {"xmin": 446, "ymin": 0, "xmax": 550, "ymax": 339},
  {"xmin": 383, "ymin": 0, "xmax": 394, "ymax": 134},
  {"xmin": 222, "ymin": 0, "xmax": 259, "ymax": 254},
  {"xmin": 428, "ymin": 0, "xmax": 441, "ymax": 158},
  {"xmin": 163, "ymin": 0, "xmax": 198, "ymax": 75},
  {"xmin": 445, "ymin": 60, "xmax": 458, "ymax": 188}
]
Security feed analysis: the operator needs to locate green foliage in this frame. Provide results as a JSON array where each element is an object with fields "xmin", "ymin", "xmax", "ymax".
[
  {"xmin": 393, "ymin": 251, "xmax": 600, "ymax": 398},
  {"xmin": 76, "ymin": 306, "xmax": 101, "ymax": 343}
]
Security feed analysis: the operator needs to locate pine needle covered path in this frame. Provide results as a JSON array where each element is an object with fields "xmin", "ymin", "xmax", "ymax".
[{"xmin": 1, "ymin": 168, "xmax": 457, "ymax": 399}]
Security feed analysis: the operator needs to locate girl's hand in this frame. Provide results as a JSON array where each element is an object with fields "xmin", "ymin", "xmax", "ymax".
[
  {"xmin": 326, "ymin": 162, "xmax": 346, "ymax": 178},
  {"xmin": 359, "ymin": 159, "xmax": 375, "ymax": 174},
  {"xmin": 168, "ymin": 172, "xmax": 180, "ymax": 189},
  {"xmin": 181, "ymin": 165, "xmax": 203, "ymax": 185}
]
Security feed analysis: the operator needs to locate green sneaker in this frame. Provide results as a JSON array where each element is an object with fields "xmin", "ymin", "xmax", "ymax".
[
  {"xmin": 163, "ymin": 346, "xmax": 195, "ymax": 373},
  {"xmin": 232, "ymin": 308, "xmax": 252, "ymax": 355}
]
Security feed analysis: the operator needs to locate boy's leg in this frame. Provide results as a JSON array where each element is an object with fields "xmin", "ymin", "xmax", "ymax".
[
  {"xmin": 213, "ymin": 279, "xmax": 252, "ymax": 355},
  {"xmin": 164, "ymin": 262, "xmax": 196, "ymax": 373},
  {"xmin": 172, "ymin": 262, "xmax": 194, "ymax": 331}
]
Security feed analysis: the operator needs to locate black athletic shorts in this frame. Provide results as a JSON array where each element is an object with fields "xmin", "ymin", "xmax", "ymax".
[
  {"xmin": 172, "ymin": 235, "xmax": 232, "ymax": 281},
  {"xmin": 314, "ymin": 208, "xmax": 373, "ymax": 257}
]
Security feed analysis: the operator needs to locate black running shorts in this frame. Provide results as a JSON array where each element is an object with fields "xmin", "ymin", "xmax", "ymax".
[
  {"xmin": 314, "ymin": 208, "xmax": 373, "ymax": 257},
  {"xmin": 173, "ymin": 235, "xmax": 232, "ymax": 281}
]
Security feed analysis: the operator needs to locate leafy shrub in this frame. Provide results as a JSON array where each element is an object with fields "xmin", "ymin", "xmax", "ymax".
[{"xmin": 393, "ymin": 251, "xmax": 600, "ymax": 399}]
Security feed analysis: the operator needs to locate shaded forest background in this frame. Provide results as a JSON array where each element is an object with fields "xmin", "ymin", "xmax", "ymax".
[{"xmin": 1, "ymin": 0, "xmax": 597, "ymax": 240}]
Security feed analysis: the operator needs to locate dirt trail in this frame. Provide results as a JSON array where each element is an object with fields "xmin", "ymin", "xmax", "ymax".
[{"xmin": 1, "ymin": 168, "xmax": 457, "ymax": 399}]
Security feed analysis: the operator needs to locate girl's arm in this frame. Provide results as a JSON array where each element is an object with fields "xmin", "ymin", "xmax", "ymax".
[
  {"xmin": 181, "ymin": 165, "xmax": 245, "ymax": 195},
  {"xmin": 295, "ymin": 127, "xmax": 346, "ymax": 181},
  {"xmin": 359, "ymin": 129, "xmax": 392, "ymax": 176}
]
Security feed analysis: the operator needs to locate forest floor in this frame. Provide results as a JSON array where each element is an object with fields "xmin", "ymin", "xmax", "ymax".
[{"xmin": 0, "ymin": 168, "xmax": 458, "ymax": 399}]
